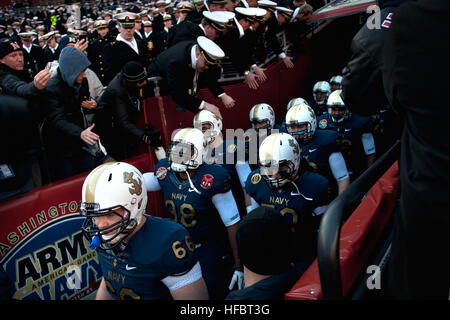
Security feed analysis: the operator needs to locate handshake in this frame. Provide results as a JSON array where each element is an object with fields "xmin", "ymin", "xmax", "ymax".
[{"xmin": 141, "ymin": 123, "xmax": 164, "ymax": 149}]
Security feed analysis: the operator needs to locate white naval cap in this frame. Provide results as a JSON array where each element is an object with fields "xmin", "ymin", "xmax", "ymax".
[
  {"xmin": 42, "ymin": 30, "xmax": 56, "ymax": 41},
  {"xmin": 18, "ymin": 31, "xmax": 36, "ymax": 40},
  {"xmin": 114, "ymin": 12, "xmax": 138, "ymax": 28},
  {"xmin": 197, "ymin": 36, "xmax": 225, "ymax": 65},
  {"xmin": 275, "ymin": 6, "xmax": 294, "ymax": 18},
  {"xmin": 258, "ymin": 0, "xmax": 277, "ymax": 8},
  {"xmin": 249, "ymin": 7, "xmax": 267, "ymax": 21},
  {"xmin": 235, "ymin": 7, "xmax": 256, "ymax": 21},
  {"xmin": 203, "ymin": 11, "xmax": 231, "ymax": 32}
]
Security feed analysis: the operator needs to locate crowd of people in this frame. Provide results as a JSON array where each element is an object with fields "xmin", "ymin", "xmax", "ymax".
[
  {"xmin": 0, "ymin": 0, "xmax": 324, "ymax": 199},
  {"xmin": 0, "ymin": 0, "xmax": 406, "ymax": 301}
]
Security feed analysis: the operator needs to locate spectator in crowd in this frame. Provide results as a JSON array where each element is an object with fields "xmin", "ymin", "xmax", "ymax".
[
  {"xmin": 18, "ymin": 31, "xmax": 45, "ymax": 80},
  {"xmin": 219, "ymin": 7, "xmax": 267, "ymax": 90},
  {"xmin": 42, "ymin": 31, "xmax": 60, "ymax": 65},
  {"xmin": 103, "ymin": 12, "xmax": 150, "ymax": 85},
  {"xmin": 97, "ymin": 61, "xmax": 164, "ymax": 161},
  {"xmin": 226, "ymin": 206, "xmax": 302, "ymax": 300},
  {"xmin": 382, "ymin": 0, "xmax": 450, "ymax": 299},
  {"xmin": 44, "ymin": 46, "xmax": 108, "ymax": 181},
  {"xmin": 0, "ymin": 37, "xmax": 50, "ymax": 100},
  {"xmin": 0, "ymin": 95, "xmax": 35, "ymax": 202},
  {"xmin": 87, "ymin": 20, "xmax": 114, "ymax": 85},
  {"xmin": 147, "ymin": 36, "xmax": 235, "ymax": 119}
]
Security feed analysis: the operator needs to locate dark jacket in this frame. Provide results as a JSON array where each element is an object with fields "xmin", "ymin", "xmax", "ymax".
[
  {"xmin": 166, "ymin": 21, "xmax": 205, "ymax": 49},
  {"xmin": 0, "ymin": 95, "xmax": 34, "ymax": 194},
  {"xmin": 102, "ymin": 37, "xmax": 149, "ymax": 85},
  {"xmin": 341, "ymin": 6, "xmax": 397, "ymax": 115},
  {"xmin": 44, "ymin": 47, "xmax": 92, "ymax": 158},
  {"xmin": 382, "ymin": 0, "xmax": 450, "ymax": 299},
  {"xmin": 96, "ymin": 73, "xmax": 145, "ymax": 160},
  {"xmin": 226, "ymin": 268, "xmax": 301, "ymax": 300},
  {"xmin": 0, "ymin": 63, "xmax": 41, "ymax": 98},
  {"xmin": 147, "ymin": 40, "xmax": 225, "ymax": 113}
]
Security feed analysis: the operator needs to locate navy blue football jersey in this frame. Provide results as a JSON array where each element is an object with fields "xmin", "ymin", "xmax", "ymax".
[
  {"xmin": 245, "ymin": 169, "xmax": 330, "ymax": 228},
  {"xmin": 154, "ymin": 158, "xmax": 236, "ymax": 244},
  {"xmin": 309, "ymin": 100, "xmax": 328, "ymax": 118},
  {"xmin": 317, "ymin": 113, "xmax": 373, "ymax": 177},
  {"xmin": 97, "ymin": 215, "xmax": 197, "ymax": 300},
  {"xmin": 245, "ymin": 169, "xmax": 330, "ymax": 261},
  {"xmin": 203, "ymin": 139, "xmax": 247, "ymax": 177},
  {"xmin": 300, "ymin": 129, "xmax": 340, "ymax": 180}
]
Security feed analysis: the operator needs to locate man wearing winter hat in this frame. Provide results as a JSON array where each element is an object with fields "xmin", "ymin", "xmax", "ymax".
[
  {"xmin": 44, "ymin": 46, "xmax": 108, "ymax": 181},
  {"xmin": 0, "ymin": 37, "xmax": 50, "ymax": 98},
  {"xmin": 97, "ymin": 61, "xmax": 164, "ymax": 162}
]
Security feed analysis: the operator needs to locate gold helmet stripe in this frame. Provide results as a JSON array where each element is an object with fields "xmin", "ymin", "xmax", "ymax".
[
  {"xmin": 84, "ymin": 162, "xmax": 116, "ymax": 203},
  {"xmin": 252, "ymin": 104, "xmax": 261, "ymax": 121}
]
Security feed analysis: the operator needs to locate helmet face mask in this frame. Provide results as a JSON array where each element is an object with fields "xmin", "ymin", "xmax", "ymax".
[
  {"xmin": 249, "ymin": 103, "xmax": 275, "ymax": 132},
  {"xmin": 286, "ymin": 122, "xmax": 311, "ymax": 144},
  {"xmin": 260, "ymin": 159, "xmax": 296, "ymax": 188},
  {"xmin": 313, "ymin": 81, "xmax": 331, "ymax": 106},
  {"xmin": 80, "ymin": 204, "xmax": 136, "ymax": 250},
  {"xmin": 193, "ymin": 110, "xmax": 223, "ymax": 145},
  {"xmin": 250, "ymin": 118, "xmax": 271, "ymax": 131},
  {"xmin": 327, "ymin": 89, "xmax": 350, "ymax": 123},
  {"xmin": 285, "ymin": 104, "xmax": 317, "ymax": 145},
  {"xmin": 329, "ymin": 106, "xmax": 349, "ymax": 123},
  {"xmin": 168, "ymin": 128, "xmax": 205, "ymax": 172},
  {"xmin": 168, "ymin": 140, "xmax": 199, "ymax": 171},
  {"xmin": 258, "ymin": 133, "xmax": 301, "ymax": 190}
]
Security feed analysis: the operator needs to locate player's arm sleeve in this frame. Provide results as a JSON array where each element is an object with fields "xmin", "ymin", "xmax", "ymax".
[
  {"xmin": 143, "ymin": 172, "xmax": 162, "ymax": 191},
  {"xmin": 361, "ymin": 132, "xmax": 376, "ymax": 155},
  {"xmin": 161, "ymin": 261, "xmax": 203, "ymax": 291},
  {"xmin": 212, "ymin": 190, "xmax": 241, "ymax": 227},
  {"xmin": 328, "ymin": 152, "xmax": 350, "ymax": 182},
  {"xmin": 235, "ymin": 161, "xmax": 252, "ymax": 188}
]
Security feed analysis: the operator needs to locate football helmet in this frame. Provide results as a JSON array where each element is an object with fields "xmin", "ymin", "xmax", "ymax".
[
  {"xmin": 193, "ymin": 109, "xmax": 223, "ymax": 145},
  {"xmin": 249, "ymin": 103, "xmax": 275, "ymax": 131},
  {"xmin": 80, "ymin": 162, "xmax": 147, "ymax": 250},
  {"xmin": 258, "ymin": 132, "xmax": 301, "ymax": 189},
  {"xmin": 327, "ymin": 90, "xmax": 351, "ymax": 123},
  {"xmin": 286, "ymin": 97, "xmax": 309, "ymax": 112},
  {"xmin": 285, "ymin": 103, "xmax": 317, "ymax": 144},
  {"xmin": 313, "ymin": 81, "xmax": 331, "ymax": 106},
  {"xmin": 329, "ymin": 75, "xmax": 343, "ymax": 91},
  {"xmin": 168, "ymin": 127, "xmax": 205, "ymax": 172}
]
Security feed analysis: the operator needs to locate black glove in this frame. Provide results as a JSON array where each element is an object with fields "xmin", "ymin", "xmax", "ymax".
[{"xmin": 142, "ymin": 123, "xmax": 163, "ymax": 149}]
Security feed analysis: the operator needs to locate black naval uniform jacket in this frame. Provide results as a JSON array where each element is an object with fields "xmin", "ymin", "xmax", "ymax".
[
  {"xmin": 87, "ymin": 34, "xmax": 114, "ymax": 85},
  {"xmin": 22, "ymin": 44, "xmax": 45, "ymax": 78},
  {"xmin": 102, "ymin": 37, "xmax": 149, "ymax": 85},
  {"xmin": 147, "ymin": 40, "xmax": 225, "ymax": 113},
  {"xmin": 166, "ymin": 20, "xmax": 205, "ymax": 49}
]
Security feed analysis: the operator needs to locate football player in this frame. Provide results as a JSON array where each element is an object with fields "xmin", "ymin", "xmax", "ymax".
[
  {"xmin": 317, "ymin": 90, "xmax": 377, "ymax": 180},
  {"xmin": 310, "ymin": 81, "xmax": 331, "ymax": 117},
  {"xmin": 246, "ymin": 103, "xmax": 286, "ymax": 171},
  {"xmin": 143, "ymin": 128, "xmax": 243, "ymax": 299},
  {"xmin": 285, "ymin": 102, "xmax": 350, "ymax": 195},
  {"xmin": 329, "ymin": 75, "xmax": 343, "ymax": 91},
  {"xmin": 79, "ymin": 161, "xmax": 209, "ymax": 300},
  {"xmin": 245, "ymin": 132, "xmax": 331, "ymax": 269},
  {"xmin": 193, "ymin": 110, "xmax": 254, "ymax": 215}
]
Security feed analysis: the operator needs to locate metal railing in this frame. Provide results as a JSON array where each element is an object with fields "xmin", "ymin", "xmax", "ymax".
[{"xmin": 317, "ymin": 140, "xmax": 400, "ymax": 299}]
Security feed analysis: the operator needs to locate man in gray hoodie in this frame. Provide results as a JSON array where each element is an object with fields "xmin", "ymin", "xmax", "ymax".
[{"xmin": 44, "ymin": 46, "xmax": 108, "ymax": 181}]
